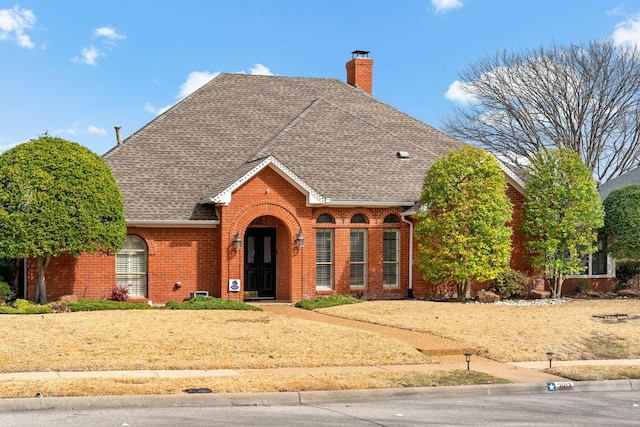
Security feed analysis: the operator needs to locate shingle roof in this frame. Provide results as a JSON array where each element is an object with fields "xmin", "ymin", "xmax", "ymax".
[
  {"xmin": 104, "ymin": 73, "xmax": 465, "ymax": 221},
  {"xmin": 598, "ymin": 167, "xmax": 640, "ymax": 200}
]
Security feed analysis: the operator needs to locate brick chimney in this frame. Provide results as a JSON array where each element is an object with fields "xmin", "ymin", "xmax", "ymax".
[{"xmin": 346, "ymin": 50, "xmax": 373, "ymax": 95}]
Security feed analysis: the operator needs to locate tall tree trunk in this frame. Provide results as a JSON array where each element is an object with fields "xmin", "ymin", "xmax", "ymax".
[
  {"xmin": 457, "ymin": 278, "xmax": 469, "ymax": 302},
  {"xmin": 551, "ymin": 274, "xmax": 563, "ymax": 299},
  {"xmin": 34, "ymin": 256, "xmax": 50, "ymax": 304}
]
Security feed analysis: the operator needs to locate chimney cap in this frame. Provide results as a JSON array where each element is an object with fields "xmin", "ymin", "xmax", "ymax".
[{"xmin": 351, "ymin": 50, "xmax": 370, "ymax": 59}]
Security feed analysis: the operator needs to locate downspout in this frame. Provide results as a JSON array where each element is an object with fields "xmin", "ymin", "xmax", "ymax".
[{"xmin": 400, "ymin": 212, "xmax": 414, "ymax": 298}]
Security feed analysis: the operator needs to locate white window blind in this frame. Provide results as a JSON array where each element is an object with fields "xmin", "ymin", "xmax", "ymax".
[{"xmin": 116, "ymin": 235, "xmax": 148, "ymax": 297}]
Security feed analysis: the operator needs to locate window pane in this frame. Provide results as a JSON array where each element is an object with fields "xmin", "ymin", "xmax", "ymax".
[
  {"xmin": 350, "ymin": 230, "xmax": 367, "ymax": 288},
  {"xmin": 383, "ymin": 230, "xmax": 399, "ymax": 287},
  {"xmin": 263, "ymin": 236, "xmax": 271, "ymax": 263},
  {"xmin": 383, "ymin": 230, "xmax": 398, "ymax": 262},
  {"xmin": 316, "ymin": 229, "xmax": 334, "ymax": 289},
  {"xmin": 316, "ymin": 214, "xmax": 335, "ymax": 224},
  {"xmin": 316, "ymin": 230, "xmax": 332, "ymax": 263},
  {"xmin": 247, "ymin": 236, "xmax": 255, "ymax": 264},
  {"xmin": 316, "ymin": 265, "xmax": 332, "ymax": 289},
  {"xmin": 351, "ymin": 214, "xmax": 368, "ymax": 224},
  {"xmin": 383, "ymin": 264, "xmax": 398, "ymax": 285},
  {"xmin": 350, "ymin": 231, "xmax": 366, "ymax": 262},
  {"xmin": 383, "ymin": 214, "xmax": 400, "ymax": 224},
  {"xmin": 116, "ymin": 235, "xmax": 148, "ymax": 298}
]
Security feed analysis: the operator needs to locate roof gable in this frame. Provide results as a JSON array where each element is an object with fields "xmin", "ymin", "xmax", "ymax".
[{"xmin": 201, "ymin": 155, "xmax": 326, "ymax": 206}]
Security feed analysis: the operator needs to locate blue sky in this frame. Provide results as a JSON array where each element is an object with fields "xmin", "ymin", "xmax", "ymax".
[{"xmin": 2, "ymin": 0, "xmax": 640, "ymax": 155}]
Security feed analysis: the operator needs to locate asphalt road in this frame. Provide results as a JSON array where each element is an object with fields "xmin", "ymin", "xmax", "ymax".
[{"xmin": 1, "ymin": 386, "xmax": 639, "ymax": 426}]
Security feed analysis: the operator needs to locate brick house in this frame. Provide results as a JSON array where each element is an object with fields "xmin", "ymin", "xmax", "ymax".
[{"xmin": 24, "ymin": 51, "xmax": 535, "ymax": 304}]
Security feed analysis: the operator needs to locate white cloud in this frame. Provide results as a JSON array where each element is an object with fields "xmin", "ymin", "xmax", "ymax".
[
  {"xmin": 144, "ymin": 102, "xmax": 156, "ymax": 113},
  {"xmin": 178, "ymin": 71, "xmax": 220, "ymax": 98},
  {"xmin": 431, "ymin": 0, "xmax": 463, "ymax": 14},
  {"xmin": 72, "ymin": 46, "xmax": 104, "ymax": 66},
  {"xmin": 249, "ymin": 63, "xmax": 274, "ymax": 75},
  {"xmin": 612, "ymin": 14, "xmax": 640, "ymax": 48},
  {"xmin": 445, "ymin": 80, "xmax": 477, "ymax": 104},
  {"xmin": 146, "ymin": 65, "xmax": 272, "ymax": 115},
  {"xmin": 94, "ymin": 26, "xmax": 125, "ymax": 40},
  {"xmin": 87, "ymin": 125, "xmax": 106, "ymax": 135},
  {"xmin": 0, "ymin": 5, "xmax": 36, "ymax": 48}
]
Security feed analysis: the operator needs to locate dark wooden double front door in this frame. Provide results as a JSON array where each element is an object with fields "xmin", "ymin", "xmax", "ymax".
[{"xmin": 244, "ymin": 228, "xmax": 276, "ymax": 299}]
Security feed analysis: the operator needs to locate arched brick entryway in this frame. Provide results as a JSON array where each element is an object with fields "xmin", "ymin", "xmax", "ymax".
[{"xmin": 224, "ymin": 202, "xmax": 307, "ymax": 302}]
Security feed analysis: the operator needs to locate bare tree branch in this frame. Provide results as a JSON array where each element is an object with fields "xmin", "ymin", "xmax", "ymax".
[{"xmin": 444, "ymin": 39, "xmax": 640, "ymax": 183}]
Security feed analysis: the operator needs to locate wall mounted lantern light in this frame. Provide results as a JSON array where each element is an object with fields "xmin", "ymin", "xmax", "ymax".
[
  {"xmin": 233, "ymin": 233, "xmax": 242, "ymax": 251},
  {"xmin": 295, "ymin": 231, "xmax": 304, "ymax": 248}
]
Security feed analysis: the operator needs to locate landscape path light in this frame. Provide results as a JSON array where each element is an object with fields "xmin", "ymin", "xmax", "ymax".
[{"xmin": 546, "ymin": 351, "xmax": 554, "ymax": 368}]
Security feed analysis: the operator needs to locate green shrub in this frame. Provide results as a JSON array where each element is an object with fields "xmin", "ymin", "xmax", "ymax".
[
  {"xmin": 63, "ymin": 299, "xmax": 154, "ymax": 312},
  {"xmin": 164, "ymin": 296, "xmax": 261, "ymax": 311},
  {"xmin": 490, "ymin": 269, "xmax": 527, "ymax": 299},
  {"xmin": 0, "ymin": 258, "xmax": 16, "ymax": 287},
  {"xmin": 0, "ymin": 299, "xmax": 52, "ymax": 314},
  {"xmin": 573, "ymin": 277, "xmax": 592, "ymax": 294},
  {"xmin": 294, "ymin": 294, "xmax": 362, "ymax": 310},
  {"xmin": 0, "ymin": 280, "xmax": 12, "ymax": 304},
  {"xmin": 615, "ymin": 261, "xmax": 640, "ymax": 291}
]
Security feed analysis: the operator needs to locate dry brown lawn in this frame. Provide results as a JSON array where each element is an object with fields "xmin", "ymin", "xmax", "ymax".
[
  {"xmin": 548, "ymin": 365, "xmax": 640, "ymax": 381},
  {"xmin": 1, "ymin": 371, "xmax": 503, "ymax": 399},
  {"xmin": 319, "ymin": 299, "xmax": 640, "ymax": 362},
  {"xmin": 0, "ymin": 310, "xmax": 429, "ymax": 373}
]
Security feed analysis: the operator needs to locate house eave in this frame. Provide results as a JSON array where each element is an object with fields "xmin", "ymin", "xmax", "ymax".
[
  {"xmin": 127, "ymin": 220, "xmax": 220, "ymax": 228},
  {"xmin": 311, "ymin": 200, "xmax": 416, "ymax": 208}
]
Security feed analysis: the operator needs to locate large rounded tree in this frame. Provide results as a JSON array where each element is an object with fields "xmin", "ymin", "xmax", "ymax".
[
  {"xmin": 415, "ymin": 145, "xmax": 513, "ymax": 300},
  {"xmin": 0, "ymin": 136, "xmax": 126, "ymax": 303},
  {"xmin": 522, "ymin": 148, "xmax": 603, "ymax": 298}
]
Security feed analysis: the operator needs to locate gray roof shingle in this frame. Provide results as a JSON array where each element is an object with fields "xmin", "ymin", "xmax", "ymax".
[
  {"xmin": 104, "ymin": 73, "xmax": 465, "ymax": 221},
  {"xmin": 599, "ymin": 167, "xmax": 640, "ymax": 200}
]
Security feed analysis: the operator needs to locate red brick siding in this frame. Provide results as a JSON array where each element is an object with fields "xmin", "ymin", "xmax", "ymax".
[
  {"xmin": 29, "ymin": 169, "xmax": 535, "ymax": 303},
  {"xmin": 31, "ymin": 227, "xmax": 217, "ymax": 304}
]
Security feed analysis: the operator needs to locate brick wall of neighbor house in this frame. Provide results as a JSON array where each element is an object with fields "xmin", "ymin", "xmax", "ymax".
[
  {"xmin": 411, "ymin": 182, "xmax": 532, "ymax": 299},
  {"xmin": 28, "ymin": 227, "xmax": 217, "ymax": 304}
]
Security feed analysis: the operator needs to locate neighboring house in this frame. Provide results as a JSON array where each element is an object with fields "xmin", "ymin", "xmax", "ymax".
[
  {"xmin": 598, "ymin": 167, "xmax": 640, "ymax": 201},
  {"xmin": 25, "ymin": 51, "xmax": 534, "ymax": 304}
]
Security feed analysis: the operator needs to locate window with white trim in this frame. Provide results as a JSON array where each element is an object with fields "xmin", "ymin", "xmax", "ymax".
[
  {"xmin": 576, "ymin": 236, "xmax": 612, "ymax": 277},
  {"xmin": 116, "ymin": 235, "xmax": 148, "ymax": 297},
  {"xmin": 383, "ymin": 229, "xmax": 400, "ymax": 287}
]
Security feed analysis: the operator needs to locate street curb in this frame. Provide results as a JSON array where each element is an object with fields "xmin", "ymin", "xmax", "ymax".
[{"xmin": 1, "ymin": 380, "xmax": 637, "ymax": 412}]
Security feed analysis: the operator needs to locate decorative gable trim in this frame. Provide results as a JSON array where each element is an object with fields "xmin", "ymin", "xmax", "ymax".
[
  {"xmin": 200, "ymin": 155, "xmax": 326, "ymax": 206},
  {"xmin": 495, "ymin": 156, "xmax": 526, "ymax": 194}
]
